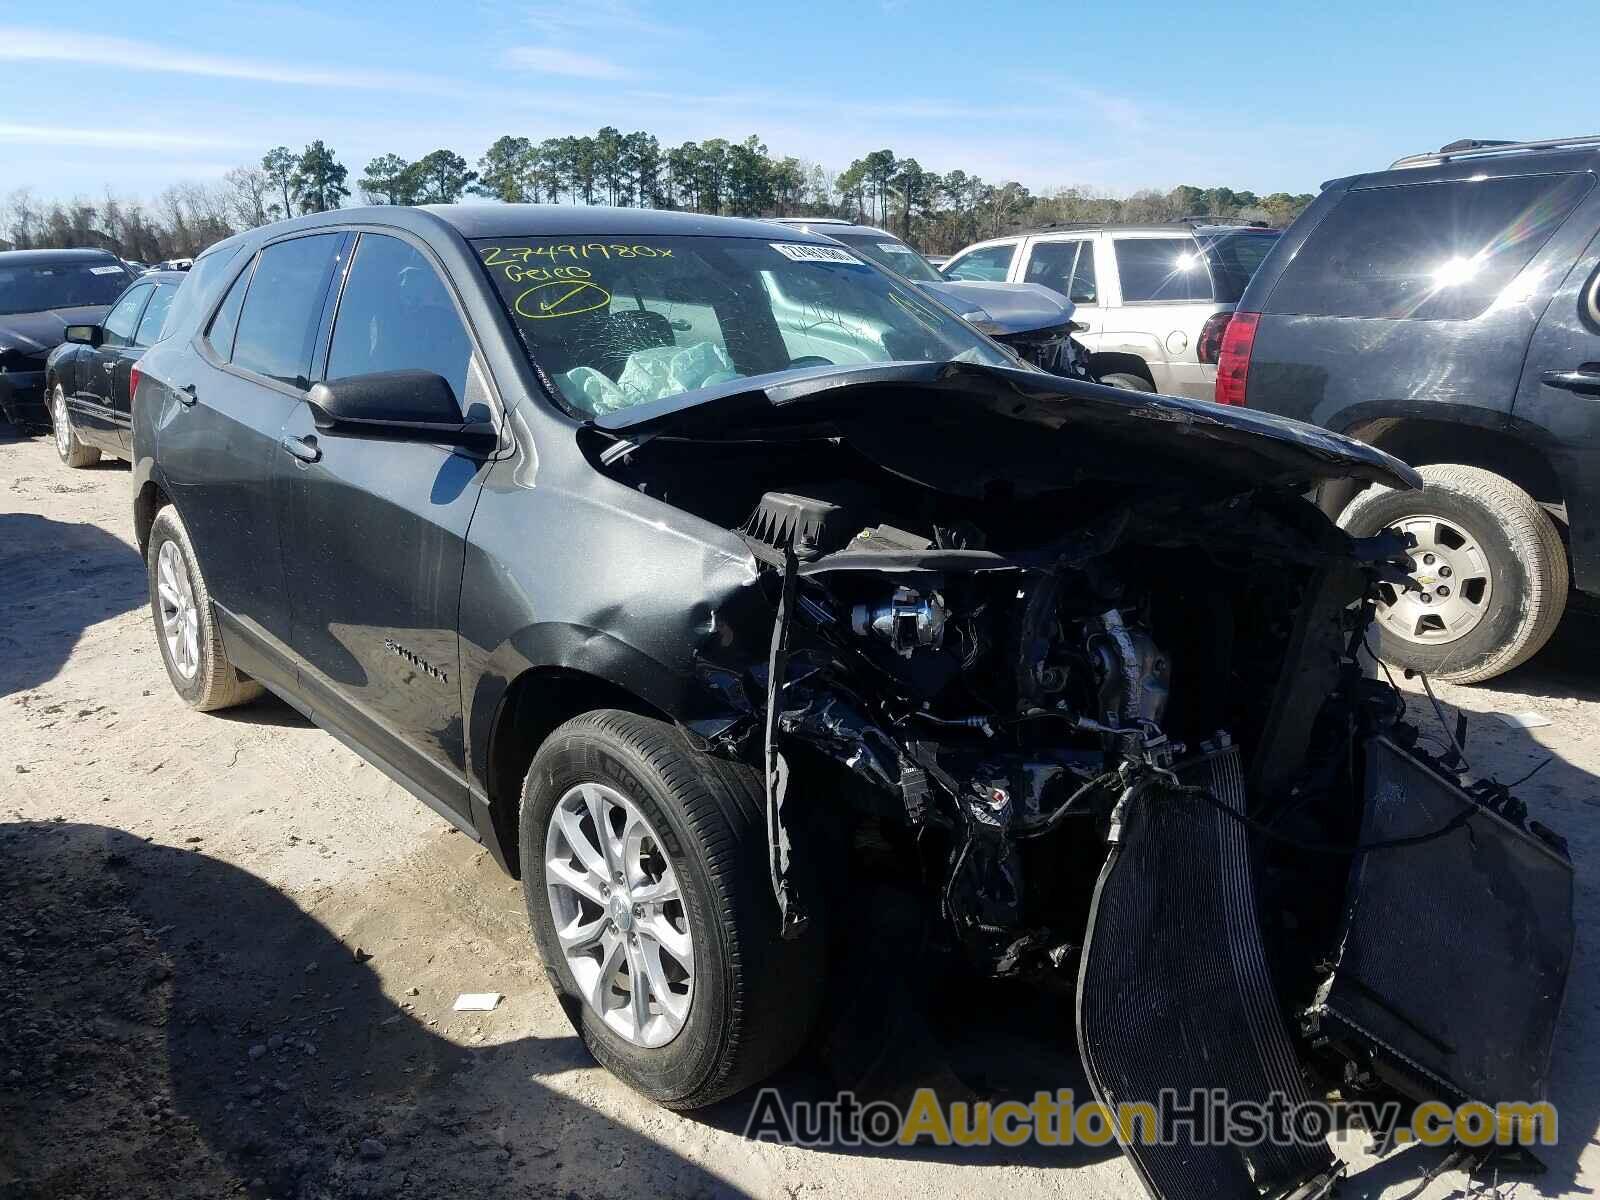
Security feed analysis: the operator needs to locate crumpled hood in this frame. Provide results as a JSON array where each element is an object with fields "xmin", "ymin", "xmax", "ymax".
[
  {"xmin": 0, "ymin": 305, "xmax": 112, "ymax": 357},
  {"xmin": 591, "ymin": 359, "xmax": 1421, "ymax": 496},
  {"xmin": 915, "ymin": 280, "xmax": 1076, "ymax": 338}
]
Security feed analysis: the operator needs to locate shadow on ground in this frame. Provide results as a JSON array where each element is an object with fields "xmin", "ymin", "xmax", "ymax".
[
  {"xmin": 0, "ymin": 822, "xmax": 747, "ymax": 1199},
  {"xmin": 0, "ymin": 512, "xmax": 146, "ymax": 698}
]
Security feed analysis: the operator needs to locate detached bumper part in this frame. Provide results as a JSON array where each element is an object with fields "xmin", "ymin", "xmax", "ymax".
[
  {"xmin": 1077, "ymin": 745, "xmax": 1337, "ymax": 1200},
  {"xmin": 1309, "ymin": 737, "xmax": 1574, "ymax": 1107}
]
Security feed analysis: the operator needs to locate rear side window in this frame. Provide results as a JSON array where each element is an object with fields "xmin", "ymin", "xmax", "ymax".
[
  {"xmin": 326, "ymin": 234, "xmax": 473, "ymax": 401},
  {"xmin": 1200, "ymin": 231, "xmax": 1279, "ymax": 304},
  {"xmin": 158, "ymin": 242, "xmax": 242, "ymax": 343},
  {"xmin": 232, "ymin": 234, "xmax": 343, "ymax": 388},
  {"xmin": 134, "ymin": 283, "xmax": 177, "ymax": 347},
  {"xmin": 944, "ymin": 242, "xmax": 1016, "ymax": 282},
  {"xmin": 1025, "ymin": 240, "xmax": 1098, "ymax": 304},
  {"xmin": 1114, "ymin": 238, "xmax": 1213, "ymax": 302},
  {"xmin": 1266, "ymin": 173, "xmax": 1593, "ymax": 321}
]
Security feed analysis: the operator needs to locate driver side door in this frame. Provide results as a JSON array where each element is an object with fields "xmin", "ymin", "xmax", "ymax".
[{"xmin": 275, "ymin": 230, "xmax": 496, "ymax": 823}]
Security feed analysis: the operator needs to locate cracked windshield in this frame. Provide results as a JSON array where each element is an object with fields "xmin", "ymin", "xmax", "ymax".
[{"xmin": 473, "ymin": 235, "xmax": 1013, "ymax": 415}]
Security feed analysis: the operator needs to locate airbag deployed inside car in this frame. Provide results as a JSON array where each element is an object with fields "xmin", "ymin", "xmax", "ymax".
[{"xmin": 560, "ymin": 341, "xmax": 741, "ymax": 414}]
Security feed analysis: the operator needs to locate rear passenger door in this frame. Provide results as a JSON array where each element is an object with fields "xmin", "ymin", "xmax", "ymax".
[
  {"xmin": 158, "ymin": 231, "xmax": 349, "ymax": 694},
  {"xmin": 275, "ymin": 230, "xmax": 495, "ymax": 821}
]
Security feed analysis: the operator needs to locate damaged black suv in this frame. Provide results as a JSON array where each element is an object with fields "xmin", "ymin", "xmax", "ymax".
[{"xmin": 132, "ymin": 206, "xmax": 1574, "ymax": 1199}]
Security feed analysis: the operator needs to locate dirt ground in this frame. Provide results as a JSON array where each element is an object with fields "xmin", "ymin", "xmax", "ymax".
[{"xmin": 2, "ymin": 424, "xmax": 1596, "ymax": 1200}]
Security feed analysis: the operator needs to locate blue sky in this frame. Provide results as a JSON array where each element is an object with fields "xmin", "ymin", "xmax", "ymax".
[{"xmin": 0, "ymin": 0, "xmax": 1587, "ymax": 205}]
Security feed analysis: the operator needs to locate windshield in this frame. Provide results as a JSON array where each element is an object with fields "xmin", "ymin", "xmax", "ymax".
[
  {"xmin": 0, "ymin": 260, "xmax": 132, "ymax": 315},
  {"xmin": 474, "ymin": 235, "xmax": 1013, "ymax": 417},
  {"xmin": 1199, "ymin": 231, "xmax": 1280, "ymax": 304},
  {"xmin": 831, "ymin": 232, "xmax": 945, "ymax": 282}
]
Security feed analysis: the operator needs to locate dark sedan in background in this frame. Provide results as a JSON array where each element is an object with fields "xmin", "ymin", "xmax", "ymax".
[
  {"xmin": 0, "ymin": 248, "xmax": 139, "ymax": 430},
  {"xmin": 44, "ymin": 270, "xmax": 183, "ymax": 465}
]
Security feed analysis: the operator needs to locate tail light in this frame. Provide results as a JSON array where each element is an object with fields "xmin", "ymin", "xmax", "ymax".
[
  {"xmin": 1213, "ymin": 311, "xmax": 1259, "ymax": 406},
  {"xmin": 1196, "ymin": 311, "xmax": 1232, "ymax": 365},
  {"xmin": 129, "ymin": 363, "xmax": 143, "ymax": 402}
]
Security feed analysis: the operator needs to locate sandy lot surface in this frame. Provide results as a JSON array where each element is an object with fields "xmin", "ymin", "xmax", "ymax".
[{"xmin": 2, "ymin": 425, "xmax": 1596, "ymax": 1200}]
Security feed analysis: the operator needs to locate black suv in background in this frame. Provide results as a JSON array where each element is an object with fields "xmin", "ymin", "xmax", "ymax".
[{"xmin": 1226, "ymin": 135, "xmax": 1600, "ymax": 682}]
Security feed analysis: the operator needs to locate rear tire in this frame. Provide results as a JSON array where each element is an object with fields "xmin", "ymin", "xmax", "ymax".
[
  {"xmin": 520, "ymin": 710, "xmax": 823, "ymax": 1109},
  {"xmin": 1096, "ymin": 370, "xmax": 1155, "ymax": 393},
  {"xmin": 146, "ymin": 506, "xmax": 265, "ymax": 711},
  {"xmin": 1340, "ymin": 464, "xmax": 1568, "ymax": 683},
  {"xmin": 50, "ymin": 383, "xmax": 100, "ymax": 468}
]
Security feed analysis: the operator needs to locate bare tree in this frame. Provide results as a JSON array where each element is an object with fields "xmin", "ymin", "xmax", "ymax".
[{"xmin": 223, "ymin": 166, "xmax": 273, "ymax": 230}]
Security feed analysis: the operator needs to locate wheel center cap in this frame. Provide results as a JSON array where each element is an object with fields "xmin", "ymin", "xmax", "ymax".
[{"xmin": 609, "ymin": 892, "xmax": 633, "ymax": 932}]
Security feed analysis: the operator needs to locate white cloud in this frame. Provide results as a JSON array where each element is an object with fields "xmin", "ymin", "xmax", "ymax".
[
  {"xmin": 513, "ymin": 0, "xmax": 677, "ymax": 40},
  {"xmin": 0, "ymin": 27, "xmax": 446, "ymax": 91},
  {"xmin": 0, "ymin": 123, "xmax": 245, "ymax": 151},
  {"xmin": 500, "ymin": 46, "xmax": 633, "ymax": 80}
]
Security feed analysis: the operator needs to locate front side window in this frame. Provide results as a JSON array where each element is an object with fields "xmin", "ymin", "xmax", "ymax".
[
  {"xmin": 327, "ymin": 234, "xmax": 473, "ymax": 401},
  {"xmin": 1114, "ymin": 238, "xmax": 1214, "ymax": 303},
  {"xmin": 102, "ymin": 284, "xmax": 152, "ymax": 349},
  {"xmin": 1024, "ymin": 240, "xmax": 1098, "ymax": 304},
  {"xmin": 134, "ymin": 283, "xmax": 178, "ymax": 347},
  {"xmin": 232, "ymin": 234, "xmax": 343, "ymax": 388},
  {"xmin": 473, "ymin": 235, "xmax": 1014, "ymax": 417},
  {"xmin": 0, "ymin": 260, "xmax": 132, "ymax": 315},
  {"xmin": 1266, "ymin": 173, "xmax": 1593, "ymax": 321},
  {"xmin": 942, "ymin": 242, "xmax": 1017, "ymax": 282}
]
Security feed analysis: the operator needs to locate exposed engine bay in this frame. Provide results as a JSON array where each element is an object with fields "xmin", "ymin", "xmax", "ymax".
[{"xmin": 588, "ymin": 362, "xmax": 1575, "ymax": 1200}]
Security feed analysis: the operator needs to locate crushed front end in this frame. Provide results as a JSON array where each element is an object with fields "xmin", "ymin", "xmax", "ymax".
[{"xmin": 593, "ymin": 363, "xmax": 1575, "ymax": 1200}]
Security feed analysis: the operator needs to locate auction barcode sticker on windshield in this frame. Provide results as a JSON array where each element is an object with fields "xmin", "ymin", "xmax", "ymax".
[
  {"xmin": 770, "ymin": 243, "xmax": 863, "ymax": 265},
  {"xmin": 90, "ymin": 265, "xmax": 124, "ymax": 275}
]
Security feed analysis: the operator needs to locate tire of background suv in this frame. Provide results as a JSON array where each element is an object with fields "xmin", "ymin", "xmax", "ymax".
[
  {"xmin": 49, "ymin": 383, "xmax": 100, "ymax": 468},
  {"xmin": 145, "ymin": 506, "xmax": 265, "ymax": 711},
  {"xmin": 520, "ymin": 710, "xmax": 824, "ymax": 1110},
  {"xmin": 1096, "ymin": 371, "xmax": 1155, "ymax": 393},
  {"xmin": 1340, "ymin": 463, "xmax": 1569, "ymax": 684}
]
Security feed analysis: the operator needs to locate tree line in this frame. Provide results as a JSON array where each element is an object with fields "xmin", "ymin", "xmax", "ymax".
[{"xmin": 1, "ymin": 131, "xmax": 1316, "ymax": 263}]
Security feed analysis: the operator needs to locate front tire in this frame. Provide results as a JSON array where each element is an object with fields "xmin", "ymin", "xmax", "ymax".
[
  {"xmin": 145, "ymin": 506, "xmax": 264, "ymax": 711},
  {"xmin": 50, "ymin": 383, "xmax": 100, "ymax": 468},
  {"xmin": 1341, "ymin": 464, "xmax": 1569, "ymax": 683},
  {"xmin": 520, "ymin": 710, "xmax": 823, "ymax": 1109}
]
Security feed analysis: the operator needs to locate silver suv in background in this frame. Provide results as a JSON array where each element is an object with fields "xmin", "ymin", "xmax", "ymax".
[{"xmin": 940, "ymin": 221, "xmax": 1279, "ymax": 400}]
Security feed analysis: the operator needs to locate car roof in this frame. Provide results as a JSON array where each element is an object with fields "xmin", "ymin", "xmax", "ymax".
[
  {"xmin": 139, "ymin": 271, "xmax": 188, "ymax": 285},
  {"xmin": 0, "ymin": 247, "xmax": 125, "ymax": 266},
  {"xmin": 771, "ymin": 219, "xmax": 908, "ymax": 241},
  {"xmin": 248, "ymin": 204, "xmax": 844, "ymax": 244},
  {"xmin": 1331, "ymin": 136, "xmax": 1600, "ymax": 192},
  {"xmin": 999, "ymin": 222, "xmax": 1276, "ymax": 238}
]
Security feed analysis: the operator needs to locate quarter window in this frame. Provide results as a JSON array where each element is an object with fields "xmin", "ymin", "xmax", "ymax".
[
  {"xmin": 1114, "ymin": 238, "xmax": 1213, "ymax": 303},
  {"xmin": 206, "ymin": 263, "xmax": 251, "ymax": 359},
  {"xmin": 232, "ymin": 234, "xmax": 343, "ymax": 388},
  {"xmin": 327, "ymin": 234, "xmax": 473, "ymax": 402},
  {"xmin": 102, "ymin": 284, "xmax": 152, "ymax": 349},
  {"xmin": 944, "ymin": 242, "xmax": 1017, "ymax": 282},
  {"xmin": 1266, "ymin": 173, "xmax": 1593, "ymax": 321},
  {"xmin": 134, "ymin": 283, "xmax": 177, "ymax": 347}
]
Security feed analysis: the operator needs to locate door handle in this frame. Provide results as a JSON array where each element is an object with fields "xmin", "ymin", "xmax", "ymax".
[
  {"xmin": 1540, "ymin": 367, "xmax": 1600, "ymax": 395},
  {"xmin": 280, "ymin": 434, "xmax": 321, "ymax": 464},
  {"xmin": 175, "ymin": 383, "xmax": 197, "ymax": 407},
  {"xmin": 102, "ymin": 361, "xmax": 115, "ymax": 372}
]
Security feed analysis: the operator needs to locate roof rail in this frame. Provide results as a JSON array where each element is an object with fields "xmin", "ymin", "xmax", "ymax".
[
  {"xmin": 1391, "ymin": 133, "xmax": 1600, "ymax": 169},
  {"xmin": 774, "ymin": 216, "xmax": 852, "ymax": 225}
]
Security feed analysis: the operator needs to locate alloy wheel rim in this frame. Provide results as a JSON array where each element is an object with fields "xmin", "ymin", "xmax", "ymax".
[
  {"xmin": 52, "ymin": 387, "xmax": 70, "ymax": 457},
  {"xmin": 156, "ymin": 540, "xmax": 201, "ymax": 680},
  {"xmin": 1374, "ymin": 514, "xmax": 1494, "ymax": 645},
  {"xmin": 544, "ymin": 781, "xmax": 694, "ymax": 1048}
]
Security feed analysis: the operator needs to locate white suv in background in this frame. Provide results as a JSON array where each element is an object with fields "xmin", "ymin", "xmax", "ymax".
[{"xmin": 940, "ymin": 222, "xmax": 1279, "ymax": 400}]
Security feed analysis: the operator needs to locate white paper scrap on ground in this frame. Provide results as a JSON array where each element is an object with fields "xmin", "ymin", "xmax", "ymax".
[
  {"xmin": 452, "ymin": 992, "xmax": 503, "ymax": 1012},
  {"xmin": 1495, "ymin": 710, "xmax": 1553, "ymax": 729}
]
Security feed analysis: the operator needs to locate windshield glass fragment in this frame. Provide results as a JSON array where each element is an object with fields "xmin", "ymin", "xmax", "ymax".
[{"xmin": 472, "ymin": 236, "xmax": 1014, "ymax": 416}]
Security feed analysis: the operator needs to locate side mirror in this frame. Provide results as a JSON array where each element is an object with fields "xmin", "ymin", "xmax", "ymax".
[
  {"xmin": 64, "ymin": 324, "xmax": 102, "ymax": 347},
  {"xmin": 306, "ymin": 370, "xmax": 496, "ymax": 448}
]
